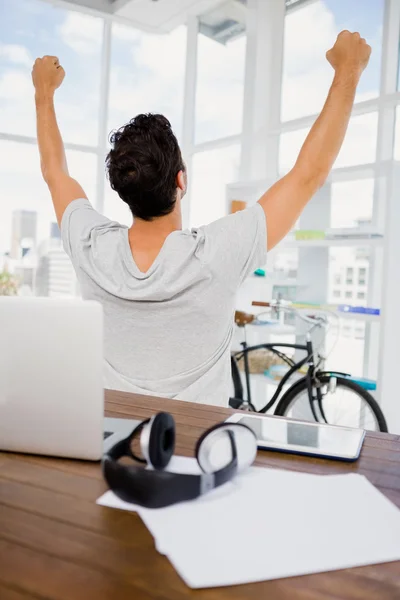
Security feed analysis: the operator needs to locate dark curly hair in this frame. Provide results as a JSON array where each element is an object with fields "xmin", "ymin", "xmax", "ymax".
[{"xmin": 106, "ymin": 114, "xmax": 185, "ymax": 221}]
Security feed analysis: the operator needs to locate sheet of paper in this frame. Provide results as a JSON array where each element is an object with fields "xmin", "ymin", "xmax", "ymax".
[{"xmin": 97, "ymin": 460, "xmax": 400, "ymax": 588}]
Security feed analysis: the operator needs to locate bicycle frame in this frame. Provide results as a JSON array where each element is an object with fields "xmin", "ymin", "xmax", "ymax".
[{"xmin": 232, "ymin": 338, "xmax": 315, "ymax": 414}]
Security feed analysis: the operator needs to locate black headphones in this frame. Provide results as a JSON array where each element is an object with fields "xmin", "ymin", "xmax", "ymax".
[{"xmin": 102, "ymin": 412, "xmax": 257, "ymax": 509}]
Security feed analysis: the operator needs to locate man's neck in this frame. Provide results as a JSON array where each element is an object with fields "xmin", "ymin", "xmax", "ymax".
[
  {"xmin": 129, "ymin": 206, "xmax": 182, "ymax": 239},
  {"xmin": 127, "ymin": 204, "xmax": 183, "ymax": 272}
]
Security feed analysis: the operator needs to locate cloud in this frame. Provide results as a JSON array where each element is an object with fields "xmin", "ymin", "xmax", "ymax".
[
  {"xmin": 112, "ymin": 23, "xmax": 142, "ymax": 43},
  {"xmin": 0, "ymin": 69, "xmax": 32, "ymax": 100},
  {"xmin": 279, "ymin": 2, "xmax": 381, "ymax": 174},
  {"xmin": 282, "ymin": 2, "xmax": 380, "ymax": 121},
  {"xmin": 279, "ymin": 112, "xmax": 378, "ymax": 172},
  {"xmin": 0, "ymin": 67, "xmax": 98, "ymax": 145},
  {"xmin": 0, "ymin": 44, "xmax": 33, "ymax": 67},
  {"xmin": 194, "ymin": 34, "xmax": 246, "ymax": 143},
  {"xmin": 57, "ymin": 12, "xmax": 103, "ymax": 55},
  {"xmin": 108, "ymin": 26, "xmax": 187, "ymax": 137},
  {"xmin": 0, "ymin": 69, "xmax": 36, "ymax": 137},
  {"xmin": 331, "ymin": 179, "xmax": 374, "ymax": 228},
  {"xmin": 108, "ymin": 25, "xmax": 245, "ymax": 143},
  {"xmin": 0, "ymin": 140, "xmax": 98, "ymax": 255}
]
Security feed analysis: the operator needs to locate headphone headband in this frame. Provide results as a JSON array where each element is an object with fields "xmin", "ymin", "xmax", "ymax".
[{"xmin": 102, "ymin": 414, "xmax": 256, "ymax": 509}]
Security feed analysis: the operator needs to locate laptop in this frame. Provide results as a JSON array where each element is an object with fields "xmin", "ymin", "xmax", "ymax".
[{"xmin": 0, "ymin": 297, "xmax": 138, "ymax": 460}]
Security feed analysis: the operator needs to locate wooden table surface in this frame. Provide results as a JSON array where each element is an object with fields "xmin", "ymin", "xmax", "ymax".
[{"xmin": 1, "ymin": 390, "xmax": 400, "ymax": 600}]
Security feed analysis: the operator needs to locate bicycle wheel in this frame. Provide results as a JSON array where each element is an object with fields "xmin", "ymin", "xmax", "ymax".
[{"xmin": 275, "ymin": 375, "xmax": 388, "ymax": 432}]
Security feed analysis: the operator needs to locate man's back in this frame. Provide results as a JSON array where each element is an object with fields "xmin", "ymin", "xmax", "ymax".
[
  {"xmin": 33, "ymin": 35, "xmax": 372, "ymax": 406},
  {"xmin": 61, "ymin": 199, "xmax": 267, "ymax": 405}
]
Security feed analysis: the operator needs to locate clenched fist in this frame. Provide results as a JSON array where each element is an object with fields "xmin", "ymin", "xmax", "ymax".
[
  {"xmin": 327, "ymin": 31, "xmax": 371, "ymax": 76},
  {"xmin": 32, "ymin": 56, "xmax": 65, "ymax": 98}
]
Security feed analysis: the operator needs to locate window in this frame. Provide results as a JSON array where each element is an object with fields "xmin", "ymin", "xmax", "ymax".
[
  {"xmin": 108, "ymin": 24, "xmax": 187, "ymax": 142},
  {"xmin": 104, "ymin": 181, "xmax": 132, "ymax": 226},
  {"xmin": 282, "ymin": 0, "xmax": 384, "ymax": 121},
  {"xmin": 279, "ymin": 128, "xmax": 308, "ymax": 173},
  {"xmin": 326, "ymin": 318, "xmax": 365, "ymax": 377},
  {"xmin": 267, "ymin": 248, "xmax": 299, "ymax": 281},
  {"xmin": 334, "ymin": 274, "xmax": 341, "ymax": 285},
  {"xmin": 279, "ymin": 114, "xmax": 378, "ymax": 173},
  {"xmin": 333, "ymin": 290, "xmax": 341, "ymax": 299},
  {"xmin": 345, "ymin": 267, "xmax": 353, "ymax": 285},
  {"xmin": 345, "ymin": 291, "xmax": 352, "ymax": 299},
  {"xmin": 335, "ymin": 113, "xmax": 378, "ymax": 169},
  {"xmin": 358, "ymin": 267, "xmax": 367, "ymax": 286},
  {"xmin": 0, "ymin": 140, "xmax": 97, "ymax": 296},
  {"xmin": 190, "ymin": 145, "xmax": 241, "ymax": 227},
  {"xmin": 0, "ymin": 0, "xmax": 103, "ymax": 145},
  {"xmin": 355, "ymin": 326, "xmax": 365, "ymax": 339},
  {"xmin": 195, "ymin": 33, "xmax": 246, "ymax": 144},
  {"xmin": 394, "ymin": 106, "xmax": 400, "ymax": 160},
  {"xmin": 357, "ymin": 292, "xmax": 366, "ymax": 300},
  {"xmin": 331, "ymin": 180, "xmax": 374, "ymax": 229}
]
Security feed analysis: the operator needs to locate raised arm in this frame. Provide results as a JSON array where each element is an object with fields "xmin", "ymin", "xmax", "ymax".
[
  {"xmin": 259, "ymin": 31, "xmax": 371, "ymax": 250},
  {"xmin": 32, "ymin": 56, "xmax": 87, "ymax": 226}
]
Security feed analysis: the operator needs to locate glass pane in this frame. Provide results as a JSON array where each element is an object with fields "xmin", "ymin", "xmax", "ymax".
[
  {"xmin": 279, "ymin": 128, "xmax": 309, "ymax": 173},
  {"xmin": 326, "ymin": 245, "xmax": 372, "ymax": 377},
  {"xmin": 108, "ymin": 24, "xmax": 186, "ymax": 142},
  {"xmin": 268, "ymin": 248, "xmax": 299, "ymax": 281},
  {"xmin": 104, "ymin": 181, "xmax": 132, "ymax": 226},
  {"xmin": 325, "ymin": 318, "xmax": 366, "ymax": 377},
  {"xmin": 66, "ymin": 149, "xmax": 97, "ymax": 202},
  {"xmin": 0, "ymin": 140, "xmax": 97, "ymax": 296},
  {"xmin": 393, "ymin": 106, "xmax": 400, "ymax": 160},
  {"xmin": 328, "ymin": 247, "xmax": 370, "ymax": 308},
  {"xmin": 331, "ymin": 179, "xmax": 374, "ymax": 228},
  {"xmin": 282, "ymin": 0, "xmax": 384, "ymax": 121},
  {"xmin": 279, "ymin": 113, "xmax": 378, "ymax": 173},
  {"xmin": 195, "ymin": 34, "xmax": 246, "ymax": 144},
  {"xmin": 190, "ymin": 145, "xmax": 241, "ymax": 227},
  {"xmin": 335, "ymin": 113, "xmax": 378, "ymax": 168},
  {"xmin": 0, "ymin": 0, "xmax": 103, "ymax": 145}
]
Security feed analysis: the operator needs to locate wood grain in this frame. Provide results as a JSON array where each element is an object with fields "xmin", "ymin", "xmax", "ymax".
[{"xmin": 0, "ymin": 389, "xmax": 399, "ymax": 600}]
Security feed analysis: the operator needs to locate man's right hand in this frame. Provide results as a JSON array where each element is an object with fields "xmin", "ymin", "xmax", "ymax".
[
  {"xmin": 32, "ymin": 55, "xmax": 65, "ymax": 100},
  {"xmin": 326, "ymin": 31, "xmax": 371, "ymax": 78}
]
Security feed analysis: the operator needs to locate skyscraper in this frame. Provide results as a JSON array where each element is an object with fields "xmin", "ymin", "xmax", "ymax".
[
  {"xmin": 11, "ymin": 210, "xmax": 37, "ymax": 259},
  {"xmin": 34, "ymin": 236, "xmax": 78, "ymax": 298},
  {"xmin": 50, "ymin": 221, "xmax": 61, "ymax": 240}
]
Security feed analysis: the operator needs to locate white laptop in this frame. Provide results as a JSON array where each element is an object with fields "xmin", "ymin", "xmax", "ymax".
[{"xmin": 0, "ymin": 297, "xmax": 138, "ymax": 460}]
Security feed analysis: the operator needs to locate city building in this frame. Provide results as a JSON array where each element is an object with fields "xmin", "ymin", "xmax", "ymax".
[
  {"xmin": 34, "ymin": 223, "xmax": 77, "ymax": 298},
  {"xmin": 10, "ymin": 210, "xmax": 37, "ymax": 260}
]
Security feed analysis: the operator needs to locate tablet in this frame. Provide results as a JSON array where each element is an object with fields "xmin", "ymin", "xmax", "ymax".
[{"xmin": 225, "ymin": 413, "xmax": 365, "ymax": 461}]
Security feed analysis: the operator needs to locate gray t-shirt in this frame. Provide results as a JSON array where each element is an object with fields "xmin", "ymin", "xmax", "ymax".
[{"xmin": 61, "ymin": 199, "xmax": 267, "ymax": 406}]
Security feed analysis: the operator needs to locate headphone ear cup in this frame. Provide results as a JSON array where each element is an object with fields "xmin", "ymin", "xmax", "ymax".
[
  {"xmin": 195, "ymin": 423, "xmax": 257, "ymax": 473},
  {"xmin": 145, "ymin": 412, "xmax": 176, "ymax": 470}
]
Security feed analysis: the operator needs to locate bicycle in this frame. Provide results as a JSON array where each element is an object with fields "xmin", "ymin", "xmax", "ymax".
[{"xmin": 230, "ymin": 300, "xmax": 388, "ymax": 432}]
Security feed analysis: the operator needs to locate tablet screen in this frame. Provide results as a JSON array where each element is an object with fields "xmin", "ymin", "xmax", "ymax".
[{"xmin": 234, "ymin": 415, "xmax": 365, "ymax": 459}]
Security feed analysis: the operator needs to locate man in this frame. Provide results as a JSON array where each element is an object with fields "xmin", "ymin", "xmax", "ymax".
[{"xmin": 32, "ymin": 31, "xmax": 370, "ymax": 405}]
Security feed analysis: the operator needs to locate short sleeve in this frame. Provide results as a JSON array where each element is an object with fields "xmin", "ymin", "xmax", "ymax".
[
  {"xmin": 199, "ymin": 203, "xmax": 267, "ymax": 287},
  {"xmin": 61, "ymin": 199, "xmax": 112, "ymax": 263}
]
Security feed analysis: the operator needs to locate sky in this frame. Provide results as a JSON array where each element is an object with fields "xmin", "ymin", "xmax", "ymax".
[{"xmin": 0, "ymin": 0, "xmax": 392, "ymax": 253}]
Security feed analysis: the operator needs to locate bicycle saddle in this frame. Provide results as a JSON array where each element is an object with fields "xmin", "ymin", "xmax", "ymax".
[
  {"xmin": 235, "ymin": 302, "xmax": 272, "ymax": 328},
  {"xmin": 234, "ymin": 311, "xmax": 256, "ymax": 327}
]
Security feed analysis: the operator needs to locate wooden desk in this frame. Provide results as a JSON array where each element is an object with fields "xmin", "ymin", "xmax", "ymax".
[{"xmin": 1, "ymin": 390, "xmax": 400, "ymax": 600}]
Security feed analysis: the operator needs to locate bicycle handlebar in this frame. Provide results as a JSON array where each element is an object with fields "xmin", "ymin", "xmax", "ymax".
[{"xmin": 251, "ymin": 300, "xmax": 327, "ymax": 328}]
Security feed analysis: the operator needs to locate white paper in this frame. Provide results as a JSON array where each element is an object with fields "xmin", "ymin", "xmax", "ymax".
[{"xmin": 97, "ymin": 459, "xmax": 400, "ymax": 589}]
